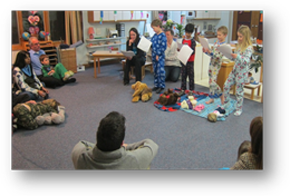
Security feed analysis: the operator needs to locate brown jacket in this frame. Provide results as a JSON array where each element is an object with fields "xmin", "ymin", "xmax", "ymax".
[{"xmin": 231, "ymin": 152, "xmax": 258, "ymax": 170}]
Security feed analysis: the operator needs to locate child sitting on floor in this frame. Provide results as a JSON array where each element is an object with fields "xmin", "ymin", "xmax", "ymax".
[{"xmin": 40, "ymin": 54, "xmax": 76, "ymax": 83}]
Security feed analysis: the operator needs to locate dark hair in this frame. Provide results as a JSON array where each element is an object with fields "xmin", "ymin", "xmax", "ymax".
[
  {"xmin": 165, "ymin": 29, "xmax": 174, "ymax": 36},
  {"xmin": 237, "ymin": 140, "xmax": 251, "ymax": 161},
  {"xmin": 13, "ymin": 50, "xmax": 30, "ymax": 69},
  {"xmin": 249, "ymin": 116, "xmax": 263, "ymax": 169},
  {"xmin": 185, "ymin": 23, "xmax": 195, "ymax": 33},
  {"xmin": 96, "ymin": 111, "xmax": 126, "ymax": 152},
  {"xmin": 128, "ymin": 27, "xmax": 140, "ymax": 44}
]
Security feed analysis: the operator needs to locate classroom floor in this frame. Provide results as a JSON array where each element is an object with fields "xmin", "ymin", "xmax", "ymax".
[{"xmin": 195, "ymin": 78, "xmax": 263, "ymax": 103}]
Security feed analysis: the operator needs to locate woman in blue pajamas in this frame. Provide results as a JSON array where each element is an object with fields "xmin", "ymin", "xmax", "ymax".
[
  {"xmin": 222, "ymin": 25, "xmax": 253, "ymax": 116},
  {"xmin": 150, "ymin": 19, "xmax": 167, "ymax": 94}
]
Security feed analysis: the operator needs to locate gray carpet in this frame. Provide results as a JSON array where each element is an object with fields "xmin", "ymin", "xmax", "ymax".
[{"xmin": 11, "ymin": 62, "xmax": 263, "ymax": 170}]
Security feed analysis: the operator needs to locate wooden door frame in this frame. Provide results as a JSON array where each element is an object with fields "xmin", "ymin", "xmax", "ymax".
[{"xmin": 231, "ymin": 11, "xmax": 238, "ymax": 41}]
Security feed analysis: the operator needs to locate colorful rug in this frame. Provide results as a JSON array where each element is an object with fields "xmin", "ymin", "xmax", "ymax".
[
  {"xmin": 154, "ymin": 88, "xmax": 236, "ymax": 120},
  {"xmin": 180, "ymin": 96, "xmax": 237, "ymax": 121}
]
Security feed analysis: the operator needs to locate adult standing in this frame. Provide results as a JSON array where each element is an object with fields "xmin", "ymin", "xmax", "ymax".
[
  {"xmin": 164, "ymin": 29, "xmax": 181, "ymax": 82},
  {"xmin": 123, "ymin": 28, "xmax": 146, "ymax": 85},
  {"xmin": 29, "ymin": 37, "xmax": 64, "ymax": 88}
]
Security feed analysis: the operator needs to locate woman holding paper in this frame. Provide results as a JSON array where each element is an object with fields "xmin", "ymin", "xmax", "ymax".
[
  {"xmin": 123, "ymin": 28, "xmax": 146, "ymax": 85},
  {"xmin": 222, "ymin": 25, "xmax": 253, "ymax": 116},
  {"xmin": 164, "ymin": 29, "xmax": 181, "ymax": 82}
]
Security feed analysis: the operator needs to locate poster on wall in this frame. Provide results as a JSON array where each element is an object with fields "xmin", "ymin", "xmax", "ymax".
[{"xmin": 158, "ymin": 11, "xmax": 167, "ymax": 22}]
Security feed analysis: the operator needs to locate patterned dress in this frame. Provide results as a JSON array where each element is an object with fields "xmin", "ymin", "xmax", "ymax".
[
  {"xmin": 223, "ymin": 45, "xmax": 253, "ymax": 112},
  {"xmin": 208, "ymin": 41, "xmax": 225, "ymax": 98},
  {"xmin": 151, "ymin": 32, "xmax": 167, "ymax": 88}
]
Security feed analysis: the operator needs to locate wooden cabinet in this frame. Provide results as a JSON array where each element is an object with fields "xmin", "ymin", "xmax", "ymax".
[
  {"xmin": 88, "ymin": 11, "xmax": 147, "ymax": 23},
  {"xmin": 232, "ymin": 11, "xmax": 263, "ymax": 40},
  {"xmin": 195, "ymin": 11, "xmax": 221, "ymax": 20}
]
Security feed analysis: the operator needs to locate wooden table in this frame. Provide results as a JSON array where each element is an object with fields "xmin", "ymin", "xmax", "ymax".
[{"xmin": 92, "ymin": 51, "xmax": 125, "ymax": 78}]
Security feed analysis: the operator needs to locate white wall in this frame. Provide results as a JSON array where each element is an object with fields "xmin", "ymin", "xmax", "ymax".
[
  {"xmin": 81, "ymin": 11, "xmax": 149, "ymax": 65},
  {"xmin": 167, "ymin": 10, "xmax": 233, "ymax": 43},
  {"xmin": 216, "ymin": 11, "xmax": 233, "ymax": 42}
]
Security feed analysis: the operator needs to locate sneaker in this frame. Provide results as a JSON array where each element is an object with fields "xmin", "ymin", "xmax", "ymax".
[
  {"xmin": 123, "ymin": 80, "xmax": 129, "ymax": 85},
  {"xmin": 63, "ymin": 71, "xmax": 71, "ymax": 81},
  {"xmin": 156, "ymin": 88, "xmax": 164, "ymax": 94},
  {"xmin": 68, "ymin": 70, "xmax": 74, "ymax": 77},
  {"xmin": 152, "ymin": 87, "xmax": 158, "ymax": 91},
  {"xmin": 64, "ymin": 78, "xmax": 76, "ymax": 84},
  {"xmin": 234, "ymin": 110, "xmax": 242, "ymax": 116}
]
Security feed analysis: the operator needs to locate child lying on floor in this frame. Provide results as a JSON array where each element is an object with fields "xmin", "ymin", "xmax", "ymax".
[{"xmin": 12, "ymin": 99, "xmax": 65, "ymax": 130}]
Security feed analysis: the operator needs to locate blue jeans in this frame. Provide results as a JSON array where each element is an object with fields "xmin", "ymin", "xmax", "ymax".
[{"xmin": 18, "ymin": 91, "xmax": 38, "ymax": 101}]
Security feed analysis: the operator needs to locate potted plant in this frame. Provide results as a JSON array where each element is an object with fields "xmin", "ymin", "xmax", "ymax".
[
  {"xmin": 163, "ymin": 19, "xmax": 174, "ymax": 30},
  {"xmin": 249, "ymin": 54, "xmax": 263, "ymax": 73},
  {"xmin": 175, "ymin": 23, "xmax": 184, "ymax": 38}
]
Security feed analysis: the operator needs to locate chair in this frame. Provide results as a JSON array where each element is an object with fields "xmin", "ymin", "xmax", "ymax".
[{"xmin": 121, "ymin": 58, "xmax": 153, "ymax": 81}]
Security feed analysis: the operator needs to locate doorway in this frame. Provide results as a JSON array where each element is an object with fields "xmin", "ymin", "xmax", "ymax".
[{"xmin": 232, "ymin": 11, "xmax": 263, "ymax": 41}]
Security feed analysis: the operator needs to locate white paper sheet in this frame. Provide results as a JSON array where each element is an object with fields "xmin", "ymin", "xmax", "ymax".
[
  {"xmin": 176, "ymin": 41, "xmax": 183, "ymax": 50},
  {"xmin": 177, "ymin": 45, "xmax": 193, "ymax": 65},
  {"xmin": 199, "ymin": 37, "xmax": 210, "ymax": 50},
  {"xmin": 121, "ymin": 50, "xmax": 135, "ymax": 58},
  {"xmin": 137, "ymin": 36, "xmax": 152, "ymax": 53},
  {"xmin": 216, "ymin": 44, "xmax": 233, "ymax": 59}
]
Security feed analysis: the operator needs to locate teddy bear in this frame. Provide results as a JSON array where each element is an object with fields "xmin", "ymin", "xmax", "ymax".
[
  {"xmin": 180, "ymin": 95, "xmax": 197, "ymax": 110},
  {"xmin": 131, "ymin": 81, "xmax": 152, "ymax": 102},
  {"xmin": 156, "ymin": 88, "xmax": 180, "ymax": 106},
  {"xmin": 12, "ymin": 99, "xmax": 66, "ymax": 130}
]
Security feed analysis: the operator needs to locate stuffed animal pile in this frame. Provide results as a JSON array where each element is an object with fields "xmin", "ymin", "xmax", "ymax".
[
  {"xmin": 180, "ymin": 95, "xmax": 197, "ymax": 109},
  {"xmin": 131, "ymin": 81, "xmax": 152, "ymax": 102},
  {"xmin": 156, "ymin": 88, "xmax": 180, "ymax": 106}
]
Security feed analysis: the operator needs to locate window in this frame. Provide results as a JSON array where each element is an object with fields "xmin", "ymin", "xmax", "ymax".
[
  {"xmin": 12, "ymin": 11, "xmax": 67, "ymax": 51},
  {"xmin": 49, "ymin": 11, "xmax": 66, "ymax": 41},
  {"xmin": 12, "ymin": 11, "xmax": 20, "ymax": 45},
  {"xmin": 21, "ymin": 11, "xmax": 45, "ymax": 40}
]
